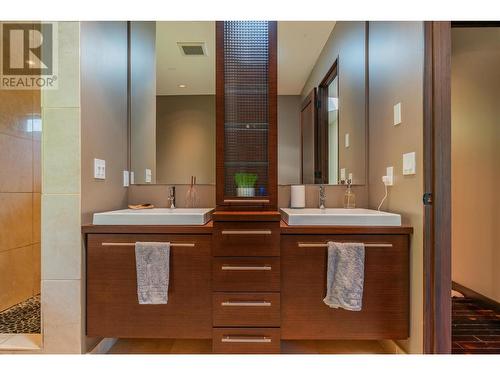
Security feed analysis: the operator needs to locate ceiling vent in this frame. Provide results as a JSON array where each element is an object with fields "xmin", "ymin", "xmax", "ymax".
[{"xmin": 177, "ymin": 42, "xmax": 207, "ymax": 56}]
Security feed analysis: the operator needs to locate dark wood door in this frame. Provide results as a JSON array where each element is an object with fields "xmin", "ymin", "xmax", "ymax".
[
  {"xmin": 86, "ymin": 234, "xmax": 212, "ymax": 338},
  {"xmin": 281, "ymin": 234, "xmax": 410, "ymax": 340}
]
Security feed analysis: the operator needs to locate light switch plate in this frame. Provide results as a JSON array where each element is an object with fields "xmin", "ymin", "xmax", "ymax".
[
  {"xmin": 93, "ymin": 158, "xmax": 105, "ymax": 180},
  {"xmin": 145, "ymin": 168, "xmax": 152, "ymax": 183},
  {"xmin": 340, "ymin": 168, "xmax": 346, "ymax": 181},
  {"xmin": 123, "ymin": 171, "xmax": 129, "ymax": 187},
  {"xmin": 403, "ymin": 152, "xmax": 416, "ymax": 175},
  {"xmin": 345, "ymin": 133, "xmax": 350, "ymax": 148},
  {"xmin": 130, "ymin": 171, "xmax": 135, "ymax": 185},
  {"xmin": 393, "ymin": 102, "xmax": 402, "ymax": 126}
]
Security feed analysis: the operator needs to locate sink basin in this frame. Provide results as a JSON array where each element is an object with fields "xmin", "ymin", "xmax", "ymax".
[
  {"xmin": 92, "ymin": 208, "xmax": 214, "ymax": 226},
  {"xmin": 280, "ymin": 208, "xmax": 401, "ymax": 226}
]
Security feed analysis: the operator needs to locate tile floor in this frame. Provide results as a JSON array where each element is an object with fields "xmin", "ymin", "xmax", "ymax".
[
  {"xmin": 452, "ymin": 297, "xmax": 500, "ymax": 354},
  {"xmin": 108, "ymin": 339, "xmax": 388, "ymax": 354},
  {"xmin": 0, "ymin": 295, "xmax": 40, "ymax": 334}
]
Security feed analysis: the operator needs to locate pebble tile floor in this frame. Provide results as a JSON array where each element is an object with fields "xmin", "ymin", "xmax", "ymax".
[
  {"xmin": 452, "ymin": 297, "xmax": 500, "ymax": 354},
  {"xmin": 0, "ymin": 295, "xmax": 41, "ymax": 334}
]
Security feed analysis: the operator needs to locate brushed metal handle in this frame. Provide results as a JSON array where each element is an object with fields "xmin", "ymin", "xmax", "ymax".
[
  {"xmin": 221, "ymin": 265, "xmax": 272, "ymax": 271},
  {"xmin": 221, "ymin": 301, "xmax": 272, "ymax": 307},
  {"xmin": 101, "ymin": 242, "xmax": 195, "ymax": 247},
  {"xmin": 221, "ymin": 336, "xmax": 271, "ymax": 343},
  {"xmin": 221, "ymin": 230, "xmax": 272, "ymax": 235},
  {"xmin": 297, "ymin": 242, "xmax": 393, "ymax": 248},
  {"xmin": 224, "ymin": 199, "xmax": 270, "ymax": 203}
]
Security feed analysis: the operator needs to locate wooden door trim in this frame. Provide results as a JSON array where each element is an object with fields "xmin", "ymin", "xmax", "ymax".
[
  {"xmin": 423, "ymin": 21, "xmax": 452, "ymax": 354},
  {"xmin": 317, "ymin": 58, "xmax": 339, "ymax": 184},
  {"xmin": 300, "ymin": 88, "xmax": 317, "ymax": 184}
]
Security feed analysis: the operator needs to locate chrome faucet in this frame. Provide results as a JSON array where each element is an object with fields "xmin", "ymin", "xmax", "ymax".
[
  {"xmin": 168, "ymin": 186, "xmax": 176, "ymax": 209},
  {"xmin": 319, "ymin": 184, "xmax": 326, "ymax": 209}
]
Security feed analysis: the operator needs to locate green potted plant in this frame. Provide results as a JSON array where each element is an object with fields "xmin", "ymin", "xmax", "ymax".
[{"xmin": 234, "ymin": 172, "xmax": 258, "ymax": 197}]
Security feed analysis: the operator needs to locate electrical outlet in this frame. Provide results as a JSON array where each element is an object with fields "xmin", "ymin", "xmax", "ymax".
[
  {"xmin": 123, "ymin": 171, "xmax": 129, "ymax": 187},
  {"xmin": 383, "ymin": 166, "xmax": 394, "ymax": 186},
  {"xmin": 145, "ymin": 168, "xmax": 152, "ymax": 183},
  {"xmin": 340, "ymin": 168, "xmax": 346, "ymax": 181},
  {"xmin": 403, "ymin": 152, "xmax": 416, "ymax": 175},
  {"xmin": 94, "ymin": 159, "xmax": 106, "ymax": 180}
]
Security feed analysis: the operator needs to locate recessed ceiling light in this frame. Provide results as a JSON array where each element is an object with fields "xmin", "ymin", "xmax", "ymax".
[{"xmin": 178, "ymin": 84, "xmax": 187, "ymax": 88}]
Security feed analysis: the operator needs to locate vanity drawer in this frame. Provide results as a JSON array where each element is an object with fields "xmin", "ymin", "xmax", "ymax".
[
  {"xmin": 213, "ymin": 221, "xmax": 280, "ymax": 257},
  {"xmin": 212, "ymin": 328, "xmax": 281, "ymax": 354},
  {"xmin": 212, "ymin": 257, "xmax": 280, "ymax": 292},
  {"xmin": 213, "ymin": 292, "xmax": 280, "ymax": 327}
]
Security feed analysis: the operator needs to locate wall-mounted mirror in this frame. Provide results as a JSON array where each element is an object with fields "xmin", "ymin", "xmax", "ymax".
[
  {"xmin": 130, "ymin": 21, "xmax": 216, "ymax": 185},
  {"xmin": 278, "ymin": 21, "xmax": 367, "ymax": 185}
]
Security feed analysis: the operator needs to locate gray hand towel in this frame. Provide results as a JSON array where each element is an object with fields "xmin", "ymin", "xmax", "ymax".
[
  {"xmin": 323, "ymin": 241, "xmax": 365, "ymax": 311},
  {"xmin": 135, "ymin": 242, "xmax": 170, "ymax": 304}
]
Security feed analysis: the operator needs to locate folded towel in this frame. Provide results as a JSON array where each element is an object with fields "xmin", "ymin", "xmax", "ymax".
[
  {"xmin": 323, "ymin": 241, "xmax": 365, "ymax": 311},
  {"xmin": 135, "ymin": 242, "xmax": 170, "ymax": 304}
]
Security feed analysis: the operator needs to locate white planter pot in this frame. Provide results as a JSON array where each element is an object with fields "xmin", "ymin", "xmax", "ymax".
[{"xmin": 236, "ymin": 187, "xmax": 255, "ymax": 197}]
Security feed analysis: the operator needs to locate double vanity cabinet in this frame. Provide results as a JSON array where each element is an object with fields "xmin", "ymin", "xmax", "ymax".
[{"xmin": 83, "ymin": 214, "xmax": 412, "ymax": 353}]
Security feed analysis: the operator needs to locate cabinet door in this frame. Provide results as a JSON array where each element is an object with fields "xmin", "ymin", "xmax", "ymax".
[
  {"xmin": 86, "ymin": 234, "xmax": 211, "ymax": 338},
  {"xmin": 281, "ymin": 234, "xmax": 409, "ymax": 340}
]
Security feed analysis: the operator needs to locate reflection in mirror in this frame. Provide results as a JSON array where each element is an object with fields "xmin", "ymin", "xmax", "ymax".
[
  {"xmin": 130, "ymin": 21, "xmax": 216, "ymax": 185},
  {"xmin": 278, "ymin": 21, "xmax": 367, "ymax": 185},
  {"xmin": 318, "ymin": 61, "xmax": 339, "ymax": 185}
]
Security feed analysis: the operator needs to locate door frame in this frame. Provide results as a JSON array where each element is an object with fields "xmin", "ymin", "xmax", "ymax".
[{"xmin": 423, "ymin": 21, "xmax": 452, "ymax": 354}]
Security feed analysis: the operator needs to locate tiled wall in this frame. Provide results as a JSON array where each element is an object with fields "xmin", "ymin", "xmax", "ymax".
[
  {"xmin": 41, "ymin": 22, "xmax": 83, "ymax": 353},
  {"xmin": 0, "ymin": 87, "xmax": 41, "ymax": 312}
]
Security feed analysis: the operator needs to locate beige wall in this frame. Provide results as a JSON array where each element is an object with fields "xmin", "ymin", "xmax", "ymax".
[
  {"xmin": 156, "ymin": 95, "xmax": 216, "ymax": 185},
  {"xmin": 130, "ymin": 22, "xmax": 157, "ymax": 184},
  {"xmin": 301, "ymin": 21, "xmax": 367, "ymax": 185},
  {"xmin": 0, "ymin": 86, "xmax": 41, "ymax": 312},
  {"xmin": 81, "ymin": 22, "xmax": 129, "ymax": 224},
  {"xmin": 368, "ymin": 21, "xmax": 424, "ymax": 354},
  {"xmin": 451, "ymin": 28, "xmax": 500, "ymax": 303},
  {"xmin": 278, "ymin": 95, "xmax": 301, "ymax": 185}
]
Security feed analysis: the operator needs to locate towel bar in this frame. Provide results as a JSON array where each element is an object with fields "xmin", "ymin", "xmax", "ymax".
[
  {"xmin": 297, "ymin": 242, "xmax": 393, "ymax": 248},
  {"xmin": 101, "ymin": 242, "xmax": 195, "ymax": 247}
]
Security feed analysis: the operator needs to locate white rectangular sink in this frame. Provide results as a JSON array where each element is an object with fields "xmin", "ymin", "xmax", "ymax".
[
  {"xmin": 280, "ymin": 208, "xmax": 401, "ymax": 226},
  {"xmin": 93, "ymin": 208, "xmax": 214, "ymax": 226}
]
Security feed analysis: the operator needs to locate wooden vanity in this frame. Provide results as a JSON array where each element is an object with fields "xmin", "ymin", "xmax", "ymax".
[{"xmin": 82, "ymin": 218, "xmax": 412, "ymax": 353}]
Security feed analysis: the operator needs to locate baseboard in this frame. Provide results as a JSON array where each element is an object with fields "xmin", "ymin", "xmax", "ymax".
[
  {"xmin": 452, "ymin": 281, "xmax": 500, "ymax": 309},
  {"xmin": 379, "ymin": 339, "xmax": 407, "ymax": 354},
  {"xmin": 87, "ymin": 338, "xmax": 118, "ymax": 354}
]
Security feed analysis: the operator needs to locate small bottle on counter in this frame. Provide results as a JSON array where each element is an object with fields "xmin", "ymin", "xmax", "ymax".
[{"xmin": 343, "ymin": 179, "xmax": 356, "ymax": 209}]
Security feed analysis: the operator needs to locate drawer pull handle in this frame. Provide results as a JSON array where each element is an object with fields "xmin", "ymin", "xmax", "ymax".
[
  {"xmin": 221, "ymin": 265, "xmax": 272, "ymax": 271},
  {"xmin": 297, "ymin": 242, "xmax": 393, "ymax": 248},
  {"xmin": 221, "ymin": 336, "xmax": 271, "ymax": 343},
  {"xmin": 224, "ymin": 199, "xmax": 270, "ymax": 204},
  {"xmin": 221, "ymin": 230, "xmax": 272, "ymax": 235},
  {"xmin": 221, "ymin": 301, "xmax": 272, "ymax": 307},
  {"xmin": 101, "ymin": 242, "xmax": 195, "ymax": 247}
]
